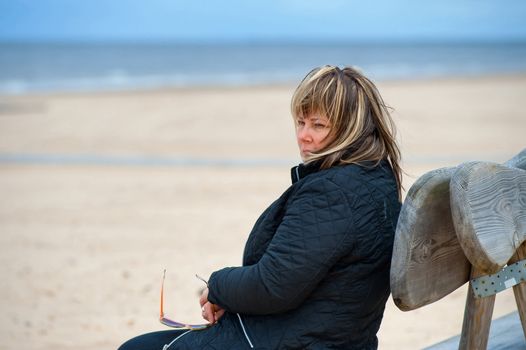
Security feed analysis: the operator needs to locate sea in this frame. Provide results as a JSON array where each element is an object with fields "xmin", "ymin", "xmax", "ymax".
[{"xmin": 1, "ymin": 41, "xmax": 526, "ymax": 94}]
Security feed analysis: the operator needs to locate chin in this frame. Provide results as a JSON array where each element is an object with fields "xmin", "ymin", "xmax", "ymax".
[{"xmin": 300, "ymin": 154, "xmax": 312, "ymax": 162}]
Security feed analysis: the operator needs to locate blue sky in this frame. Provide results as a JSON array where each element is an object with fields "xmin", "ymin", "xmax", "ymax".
[{"xmin": 1, "ymin": 0, "xmax": 526, "ymax": 42}]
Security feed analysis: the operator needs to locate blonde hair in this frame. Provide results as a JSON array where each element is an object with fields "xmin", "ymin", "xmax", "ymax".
[{"xmin": 291, "ymin": 65, "xmax": 402, "ymax": 195}]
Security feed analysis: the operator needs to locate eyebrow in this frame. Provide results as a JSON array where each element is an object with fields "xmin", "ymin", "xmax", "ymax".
[
  {"xmin": 297, "ymin": 115, "xmax": 329, "ymax": 122},
  {"xmin": 310, "ymin": 117, "xmax": 330, "ymax": 124}
]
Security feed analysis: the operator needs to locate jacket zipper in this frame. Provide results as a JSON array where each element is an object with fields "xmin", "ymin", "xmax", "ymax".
[
  {"xmin": 236, "ymin": 313, "xmax": 254, "ymax": 348},
  {"xmin": 295, "ymin": 166, "xmax": 300, "ymax": 182}
]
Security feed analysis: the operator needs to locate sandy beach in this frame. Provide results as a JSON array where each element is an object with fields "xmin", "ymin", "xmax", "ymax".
[{"xmin": 0, "ymin": 75, "xmax": 525, "ymax": 350}]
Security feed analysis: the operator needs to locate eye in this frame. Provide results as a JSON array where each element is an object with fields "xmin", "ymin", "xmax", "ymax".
[
  {"xmin": 296, "ymin": 120, "xmax": 305, "ymax": 126},
  {"xmin": 314, "ymin": 123, "xmax": 327, "ymax": 129}
]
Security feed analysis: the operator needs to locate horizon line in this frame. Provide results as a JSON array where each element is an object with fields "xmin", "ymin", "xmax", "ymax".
[{"xmin": 2, "ymin": 38, "xmax": 526, "ymax": 46}]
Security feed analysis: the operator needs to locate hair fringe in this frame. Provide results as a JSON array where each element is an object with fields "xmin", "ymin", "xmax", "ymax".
[{"xmin": 291, "ymin": 65, "xmax": 403, "ymax": 198}]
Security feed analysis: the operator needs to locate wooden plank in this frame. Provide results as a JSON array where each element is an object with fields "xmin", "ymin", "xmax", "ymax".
[
  {"xmin": 391, "ymin": 149, "xmax": 526, "ymax": 312},
  {"xmin": 391, "ymin": 167, "xmax": 470, "ymax": 311},
  {"xmin": 505, "ymin": 149, "xmax": 526, "ymax": 338},
  {"xmin": 459, "ymin": 267, "xmax": 496, "ymax": 350},
  {"xmin": 505, "ymin": 148, "xmax": 526, "ymax": 169},
  {"xmin": 424, "ymin": 311, "xmax": 526, "ymax": 350},
  {"xmin": 450, "ymin": 162, "xmax": 526, "ymax": 274},
  {"xmin": 510, "ymin": 243, "xmax": 526, "ymax": 339}
]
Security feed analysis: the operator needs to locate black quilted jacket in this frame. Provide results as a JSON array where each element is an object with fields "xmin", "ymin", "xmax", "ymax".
[{"xmin": 174, "ymin": 160, "xmax": 400, "ymax": 349}]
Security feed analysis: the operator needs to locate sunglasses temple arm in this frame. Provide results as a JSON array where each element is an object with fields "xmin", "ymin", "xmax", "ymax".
[{"xmin": 160, "ymin": 269, "xmax": 166, "ymax": 318}]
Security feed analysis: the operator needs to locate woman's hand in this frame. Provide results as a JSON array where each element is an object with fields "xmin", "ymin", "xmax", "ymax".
[{"xmin": 199, "ymin": 287, "xmax": 225, "ymax": 324}]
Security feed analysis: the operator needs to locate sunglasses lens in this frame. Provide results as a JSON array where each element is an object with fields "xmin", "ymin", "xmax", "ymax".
[
  {"xmin": 160, "ymin": 316, "xmax": 209, "ymax": 330},
  {"xmin": 159, "ymin": 270, "xmax": 210, "ymax": 331}
]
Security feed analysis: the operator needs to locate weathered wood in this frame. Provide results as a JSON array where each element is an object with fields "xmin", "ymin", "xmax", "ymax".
[
  {"xmin": 391, "ymin": 149, "xmax": 526, "ymax": 312},
  {"xmin": 450, "ymin": 162, "xmax": 526, "ymax": 274},
  {"xmin": 391, "ymin": 167, "xmax": 471, "ymax": 311},
  {"xmin": 505, "ymin": 147, "xmax": 526, "ymax": 169},
  {"xmin": 459, "ymin": 267, "xmax": 496, "ymax": 350},
  {"xmin": 506, "ymin": 149, "xmax": 526, "ymax": 338},
  {"xmin": 510, "ymin": 242, "xmax": 526, "ymax": 339},
  {"xmin": 424, "ymin": 312, "xmax": 525, "ymax": 350}
]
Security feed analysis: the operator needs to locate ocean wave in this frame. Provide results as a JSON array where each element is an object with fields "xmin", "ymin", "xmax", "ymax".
[{"xmin": 1, "ymin": 42, "xmax": 526, "ymax": 94}]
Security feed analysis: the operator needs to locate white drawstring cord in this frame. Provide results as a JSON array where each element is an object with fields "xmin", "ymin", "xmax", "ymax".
[
  {"xmin": 161, "ymin": 314, "xmax": 254, "ymax": 349},
  {"xmin": 162, "ymin": 329, "xmax": 192, "ymax": 350},
  {"xmin": 236, "ymin": 313, "xmax": 254, "ymax": 348}
]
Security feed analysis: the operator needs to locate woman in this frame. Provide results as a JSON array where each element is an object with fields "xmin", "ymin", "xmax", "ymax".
[{"xmin": 118, "ymin": 65, "xmax": 402, "ymax": 349}]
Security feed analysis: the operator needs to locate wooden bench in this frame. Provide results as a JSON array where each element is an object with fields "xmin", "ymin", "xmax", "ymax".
[
  {"xmin": 391, "ymin": 149, "xmax": 526, "ymax": 349},
  {"xmin": 424, "ymin": 312, "xmax": 524, "ymax": 350}
]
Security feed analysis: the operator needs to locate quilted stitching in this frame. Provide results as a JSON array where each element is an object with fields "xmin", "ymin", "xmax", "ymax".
[{"xmin": 204, "ymin": 161, "xmax": 400, "ymax": 349}]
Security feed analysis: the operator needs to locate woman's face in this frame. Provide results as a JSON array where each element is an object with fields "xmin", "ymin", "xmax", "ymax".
[{"xmin": 295, "ymin": 114, "xmax": 333, "ymax": 161}]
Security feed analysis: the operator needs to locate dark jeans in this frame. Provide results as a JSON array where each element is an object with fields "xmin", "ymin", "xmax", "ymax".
[{"xmin": 118, "ymin": 329, "xmax": 190, "ymax": 350}]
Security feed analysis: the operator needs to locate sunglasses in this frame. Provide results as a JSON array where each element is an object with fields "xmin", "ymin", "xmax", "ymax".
[{"xmin": 159, "ymin": 269, "xmax": 211, "ymax": 330}]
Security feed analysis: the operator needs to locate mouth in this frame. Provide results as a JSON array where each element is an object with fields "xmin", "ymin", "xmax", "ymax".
[{"xmin": 300, "ymin": 149, "xmax": 314, "ymax": 160}]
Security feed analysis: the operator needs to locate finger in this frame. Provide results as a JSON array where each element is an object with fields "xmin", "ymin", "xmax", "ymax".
[
  {"xmin": 201, "ymin": 305, "xmax": 210, "ymax": 322},
  {"xmin": 214, "ymin": 308, "xmax": 225, "ymax": 321},
  {"xmin": 199, "ymin": 288, "xmax": 209, "ymax": 307},
  {"xmin": 201, "ymin": 305, "xmax": 208, "ymax": 322},
  {"xmin": 204, "ymin": 303, "xmax": 215, "ymax": 323}
]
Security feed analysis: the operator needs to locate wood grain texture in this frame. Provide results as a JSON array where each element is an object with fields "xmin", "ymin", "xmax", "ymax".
[
  {"xmin": 510, "ymin": 242, "xmax": 526, "ymax": 340},
  {"xmin": 459, "ymin": 267, "xmax": 496, "ymax": 350},
  {"xmin": 505, "ymin": 148, "xmax": 526, "ymax": 170},
  {"xmin": 391, "ymin": 167, "xmax": 470, "ymax": 311},
  {"xmin": 504, "ymin": 148, "xmax": 526, "ymax": 339},
  {"xmin": 451, "ymin": 162, "xmax": 526, "ymax": 273},
  {"xmin": 391, "ymin": 149, "xmax": 526, "ymax": 312}
]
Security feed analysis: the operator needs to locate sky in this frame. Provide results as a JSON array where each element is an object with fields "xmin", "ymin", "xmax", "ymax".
[{"xmin": 1, "ymin": 0, "xmax": 526, "ymax": 42}]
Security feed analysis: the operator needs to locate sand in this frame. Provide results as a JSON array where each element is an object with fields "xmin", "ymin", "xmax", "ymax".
[{"xmin": 0, "ymin": 75, "xmax": 525, "ymax": 350}]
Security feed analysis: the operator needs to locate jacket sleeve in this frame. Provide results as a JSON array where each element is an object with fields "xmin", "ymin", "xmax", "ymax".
[{"xmin": 207, "ymin": 178, "xmax": 355, "ymax": 315}]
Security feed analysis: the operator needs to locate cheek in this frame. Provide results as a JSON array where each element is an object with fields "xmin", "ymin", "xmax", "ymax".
[
  {"xmin": 317, "ymin": 130, "xmax": 332, "ymax": 146},
  {"xmin": 295, "ymin": 129, "xmax": 302, "ymax": 142}
]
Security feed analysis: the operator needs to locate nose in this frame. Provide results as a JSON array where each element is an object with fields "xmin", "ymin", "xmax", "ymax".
[{"xmin": 297, "ymin": 125, "xmax": 312, "ymax": 143}]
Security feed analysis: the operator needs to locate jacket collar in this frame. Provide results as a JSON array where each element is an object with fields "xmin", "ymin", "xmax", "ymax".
[{"xmin": 290, "ymin": 160, "xmax": 323, "ymax": 184}]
